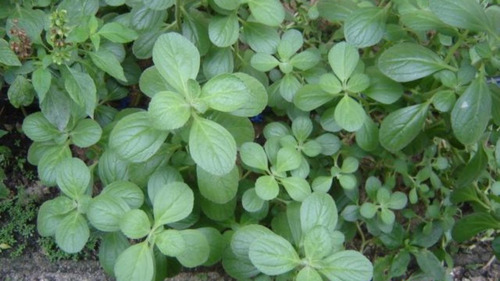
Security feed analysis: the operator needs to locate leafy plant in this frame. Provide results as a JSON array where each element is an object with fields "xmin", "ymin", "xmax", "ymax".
[{"xmin": 1, "ymin": 0, "xmax": 500, "ymax": 280}]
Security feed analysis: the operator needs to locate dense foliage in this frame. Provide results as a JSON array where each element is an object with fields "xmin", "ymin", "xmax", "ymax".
[{"xmin": 1, "ymin": 0, "xmax": 500, "ymax": 280}]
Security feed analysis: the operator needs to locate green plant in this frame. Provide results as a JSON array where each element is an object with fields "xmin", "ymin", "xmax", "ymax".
[
  {"xmin": 1, "ymin": 0, "xmax": 500, "ymax": 280},
  {"xmin": 0, "ymin": 186, "xmax": 36, "ymax": 257}
]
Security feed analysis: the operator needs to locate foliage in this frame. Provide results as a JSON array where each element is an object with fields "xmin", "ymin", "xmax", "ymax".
[
  {"xmin": 1, "ymin": 0, "xmax": 500, "ymax": 280},
  {"xmin": 0, "ymin": 186, "xmax": 36, "ymax": 257}
]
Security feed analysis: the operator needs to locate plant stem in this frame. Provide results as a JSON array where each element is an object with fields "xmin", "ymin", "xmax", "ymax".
[
  {"xmin": 175, "ymin": 0, "xmax": 182, "ymax": 31},
  {"xmin": 356, "ymin": 222, "xmax": 367, "ymax": 253}
]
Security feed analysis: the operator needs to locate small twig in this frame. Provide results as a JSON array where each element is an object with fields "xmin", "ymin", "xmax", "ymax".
[{"xmin": 482, "ymin": 255, "xmax": 496, "ymax": 270}]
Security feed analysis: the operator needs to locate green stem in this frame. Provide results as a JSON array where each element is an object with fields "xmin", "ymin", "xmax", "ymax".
[
  {"xmin": 175, "ymin": 0, "xmax": 182, "ymax": 31},
  {"xmin": 444, "ymin": 31, "xmax": 468, "ymax": 66},
  {"xmin": 356, "ymin": 222, "xmax": 367, "ymax": 253}
]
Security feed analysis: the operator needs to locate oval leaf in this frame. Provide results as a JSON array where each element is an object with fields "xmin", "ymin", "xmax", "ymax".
[{"xmin": 379, "ymin": 103, "xmax": 429, "ymax": 153}]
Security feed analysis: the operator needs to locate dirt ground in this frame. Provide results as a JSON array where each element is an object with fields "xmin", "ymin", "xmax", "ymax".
[{"xmin": 0, "ymin": 250, "xmax": 231, "ymax": 281}]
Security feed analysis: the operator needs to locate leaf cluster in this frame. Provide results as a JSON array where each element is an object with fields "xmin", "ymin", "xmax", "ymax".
[{"xmin": 1, "ymin": 0, "xmax": 500, "ymax": 280}]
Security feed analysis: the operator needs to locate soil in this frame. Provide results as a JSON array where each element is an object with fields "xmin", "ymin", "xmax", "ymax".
[{"xmin": 1, "ymin": 94, "xmax": 500, "ymax": 281}]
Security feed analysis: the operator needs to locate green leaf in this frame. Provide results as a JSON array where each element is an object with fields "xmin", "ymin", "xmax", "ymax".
[
  {"xmin": 155, "ymin": 229, "xmax": 185, "ymax": 257},
  {"xmin": 153, "ymin": 182, "xmax": 194, "ymax": 225},
  {"xmin": 145, "ymin": 0, "xmax": 174, "ymax": 10},
  {"xmin": 242, "ymin": 188, "xmax": 266, "ymax": 212},
  {"xmin": 341, "ymin": 157, "xmax": 359, "ymax": 174},
  {"xmin": 209, "ymin": 14, "xmax": 239, "ymax": 47},
  {"xmin": 152, "ymin": 32, "xmax": 200, "ymax": 93},
  {"xmin": 249, "ymin": 233, "xmax": 300, "ymax": 275},
  {"xmin": 214, "ymin": 0, "xmax": 240, "ymax": 10},
  {"xmin": 360, "ymin": 202, "xmax": 377, "ymax": 219},
  {"xmin": 297, "ymin": 267, "xmax": 322, "ymax": 281},
  {"xmin": 380, "ymin": 208, "xmax": 395, "ymax": 225},
  {"xmin": 338, "ymin": 174, "xmax": 357, "ymax": 190},
  {"xmin": 202, "ymin": 47, "xmax": 234, "ymax": 79},
  {"xmin": 388, "ymin": 192, "xmax": 407, "ymax": 210},
  {"xmin": 62, "ymin": 66, "xmax": 97, "ymax": 117},
  {"xmin": 120, "ymin": 209, "xmax": 151, "ymax": 239},
  {"xmin": 99, "ymin": 232, "xmax": 129, "ymax": 276},
  {"xmin": 255, "ymin": 175, "xmax": 280, "ymax": 201},
  {"xmin": 294, "ymin": 84, "xmax": 333, "ymax": 111},
  {"xmin": 356, "ymin": 117, "xmax": 379, "ymax": 152},
  {"xmin": 248, "ymin": 0, "xmax": 285, "ymax": 27},
  {"xmin": 378, "ymin": 43, "xmax": 449, "ymax": 82},
  {"xmin": 318, "ymin": 250, "xmax": 373, "ymax": 281},
  {"xmin": 0, "ymin": 38, "xmax": 21, "ymax": 66},
  {"xmin": 275, "ymin": 147, "xmax": 302, "ymax": 172},
  {"xmin": 133, "ymin": 30, "xmax": 163, "ymax": 59},
  {"xmin": 177, "ymin": 229, "xmax": 210, "ymax": 267},
  {"xmin": 197, "ymin": 165, "xmax": 239, "ymax": 204},
  {"xmin": 302, "ymin": 140, "xmax": 322, "ymax": 157},
  {"xmin": 317, "ymin": 0, "xmax": 357, "ymax": 22},
  {"xmin": 413, "ymin": 249, "xmax": 446, "ymax": 281},
  {"xmin": 432, "ymin": 90, "xmax": 456, "ymax": 112},
  {"xmin": 56, "ymin": 158, "xmax": 90, "ymax": 199},
  {"xmin": 251, "ymin": 53, "xmax": 280, "ymax": 72},
  {"xmin": 98, "ymin": 22, "xmax": 138, "ymax": 43},
  {"xmin": 389, "ymin": 250, "xmax": 410, "ymax": 278},
  {"xmin": 281, "ymin": 177, "xmax": 311, "ymax": 202},
  {"xmin": 7, "ymin": 75, "xmax": 35, "ymax": 108},
  {"xmin": 278, "ymin": 29, "xmax": 303, "ymax": 60},
  {"xmin": 452, "ymin": 212, "xmax": 500, "ymax": 243},
  {"xmin": 242, "ymin": 22, "xmax": 280, "ymax": 54},
  {"xmin": 139, "ymin": 66, "xmax": 172, "ymax": 98},
  {"xmin": 451, "ymin": 77, "xmax": 491, "ymax": 146},
  {"xmin": 345, "ymin": 72, "xmax": 370, "ymax": 93},
  {"xmin": 364, "ymin": 69, "xmax": 403, "ymax": 104},
  {"xmin": 87, "ymin": 195, "xmax": 130, "ymax": 232},
  {"xmin": 292, "ymin": 116, "xmax": 313, "ymax": 142},
  {"xmin": 114, "ymin": 243, "xmax": 154, "ymax": 281},
  {"xmin": 328, "ymin": 41, "xmax": 359, "ymax": 82},
  {"xmin": 240, "ymin": 142, "xmax": 268, "ymax": 170},
  {"xmin": 198, "ymin": 227, "xmax": 225, "ymax": 266},
  {"xmin": 345, "ymin": 7, "xmax": 386, "ymax": 48},
  {"xmin": 109, "ymin": 112, "xmax": 169, "ymax": 163},
  {"xmin": 210, "ymin": 112, "xmax": 255, "ymax": 146},
  {"xmin": 22, "ymin": 112, "xmax": 62, "ymax": 142},
  {"xmin": 379, "ymin": 103, "xmax": 429, "ymax": 153},
  {"xmin": 89, "ymin": 49, "xmax": 127, "ymax": 82},
  {"xmin": 148, "ymin": 91, "xmax": 191, "ymax": 130},
  {"xmin": 279, "ymin": 73, "xmax": 302, "ymax": 102},
  {"xmin": 37, "ymin": 196, "xmax": 75, "ymax": 237},
  {"xmin": 334, "ymin": 95, "xmax": 366, "ymax": 132},
  {"xmin": 319, "ymin": 73, "xmax": 343, "ymax": 95},
  {"xmin": 290, "ymin": 49, "xmax": 321, "ymax": 71},
  {"xmin": 456, "ymin": 145, "xmax": 488, "ymax": 188},
  {"xmin": 71, "ymin": 119, "xmax": 102, "ymax": 148},
  {"xmin": 429, "ymin": 0, "xmax": 492, "ymax": 33},
  {"xmin": 312, "ymin": 176, "xmax": 333, "ymax": 193},
  {"xmin": 229, "ymin": 72, "xmax": 268, "ymax": 117},
  {"xmin": 189, "ymin": 117, "xmax": 237, "ymax": 176},
  {"xmin": 38, "ymin": 145, "xmax": 72, "ymax": 186},
  {"xmin": 201, "ymin": 73, "xmax": 250, "ymax": 112},
  {"xmin": 301, "ymin": 193, "xmax": 338, "ymax": 234},
  {"xmin": 32, "ymin": 67, "xmax": 52, "ymax": 101},
  {"xmin": 101, "ymin": 181, "xmax": 144, "ymax": 209},
  {"xmin": 130, "ymin": 5, "xmax": 166, "ymax": 31},
  {"xmin": 304, "ymin": 226, "xmax": 333, "ymax": 261},
  {"xmin": 55, "ymin": 211, "xmax": 89, "ymax": 254}
]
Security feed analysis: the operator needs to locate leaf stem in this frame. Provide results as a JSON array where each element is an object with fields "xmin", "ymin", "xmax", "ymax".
[
  {"xmin": 444, "ymin": 31, "xmax": 469, "ymax": 66},
  {"xmin": 356, "ymin": 222, "xmax": 367, "ymax": 252},
  {"xmin": 175, "ymin": 0, "xmax": 182, "ymax": 31}
]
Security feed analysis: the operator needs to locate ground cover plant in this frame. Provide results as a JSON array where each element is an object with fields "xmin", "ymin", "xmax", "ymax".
[{"xmin": 1, "ymin": 0, "xmax": 500, "ymax": 280}]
